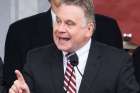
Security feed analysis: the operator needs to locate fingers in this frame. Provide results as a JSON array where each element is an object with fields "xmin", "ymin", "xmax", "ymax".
[
  {"xmin": 15, "ymin": 70, "xmax": 25, "ymax": 82},
  {"xmin": 9, "ymin": 88, "xmax": 16, "ymax": 93},
  {"xmin": 9, "ymin": 82, "xmax": 19, "ymax": 93},
  {"xmin": 9, "ymin": 85, "xmax": 16, "ymax": 93},
  {"xmin": 9, "ymin": 79, "xmax": 29, "ymax": 93},
  {"xmin": 9, "ymin": 70, "xmax": 24, "ymax": 93},
  {"xmin": 9, "ymin": 80, "xmax": 21, "ymax": 93},
  {"xmin": 9, "ymin": 70, "xmax": 30, "ymax": 93}
]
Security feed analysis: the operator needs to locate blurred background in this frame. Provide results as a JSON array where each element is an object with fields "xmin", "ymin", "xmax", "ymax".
[{"xmin": 93, "ymin": 0, "xmax": 140, "ymax": 49}]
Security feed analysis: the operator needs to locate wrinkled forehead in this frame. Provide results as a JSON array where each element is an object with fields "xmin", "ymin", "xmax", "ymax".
[{"xmin": 56, "ymin": 4, "xmax": 88, "ymax": 25}]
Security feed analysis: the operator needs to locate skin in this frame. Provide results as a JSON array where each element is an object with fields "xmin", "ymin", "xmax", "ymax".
[
  {"xmin": 9, "ymin": 70, "xmax": 30, "ymax": 93},
  {"xmin": 9, "ymin": 3, "xmax": 94, "ymax": 93},
  {"xmin": 53, "ymin": 4, "xmax": 94, "ymax": 53}
]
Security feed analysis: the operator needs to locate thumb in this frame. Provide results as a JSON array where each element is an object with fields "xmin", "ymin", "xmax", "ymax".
[{"xmin": 15, "ymin": 70, "xmax": 25, "ymax": 83}]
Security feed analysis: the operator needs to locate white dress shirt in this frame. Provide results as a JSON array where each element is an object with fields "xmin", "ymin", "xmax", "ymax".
[
  {"xmin": 63, "ymin": 39, "xmax": 91, "ymax": 93},
  {"xmin": 51, "ymin": 9, "xmax": 56, "ymax": 25}
]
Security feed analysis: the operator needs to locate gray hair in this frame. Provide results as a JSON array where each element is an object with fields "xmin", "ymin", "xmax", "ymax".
[{"xmin": 61, "ymin": 0, "xmax": 95, "ymax": 23}]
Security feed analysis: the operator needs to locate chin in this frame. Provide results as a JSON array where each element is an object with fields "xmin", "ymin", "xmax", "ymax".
[{"xmin": 57, "ymin": 45, "xmax": 71, "ymax": 52}]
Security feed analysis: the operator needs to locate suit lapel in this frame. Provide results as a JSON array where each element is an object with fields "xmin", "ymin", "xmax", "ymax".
[
  {"xmin": 49, "ymin": 46, "xmax": 65, "ymax": 93},
  {"xmin": 79, "ymin": 40, "xmax": 102, "ymax": 93}
]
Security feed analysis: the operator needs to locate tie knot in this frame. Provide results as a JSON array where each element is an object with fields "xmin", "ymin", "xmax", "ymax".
[{"xmin": 66, "ymin": 52, "xmax": 78, "ymax": 66}]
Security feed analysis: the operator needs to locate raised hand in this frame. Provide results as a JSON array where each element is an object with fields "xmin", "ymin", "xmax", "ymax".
[{"xmin": 9, "ymin": 70, "xmax": 30, "ymax": 93}]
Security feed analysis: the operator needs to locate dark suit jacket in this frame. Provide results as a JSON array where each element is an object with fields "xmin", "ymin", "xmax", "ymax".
[
  {"xmin": 23, "ymin": 40, "xmax": 138, "ymax": 93},
  {"xmin": 3, "ymin": 12, "xmax": 123, "ymax": 89},
  {"xmin": 3, "ymin": 9, "xmax": 53, "ymax": 89},
  {"xmin": 133, "ymin": 47, "xmax": 140, "ymax": 86}
]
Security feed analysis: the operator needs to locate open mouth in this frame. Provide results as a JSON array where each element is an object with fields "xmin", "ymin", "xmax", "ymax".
[{"xmin": 59, "ymin": 37, "xmax": 70, "ymax": 41}]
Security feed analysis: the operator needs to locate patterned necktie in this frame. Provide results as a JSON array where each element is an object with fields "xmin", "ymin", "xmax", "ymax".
[{"xmin": 64, "ymin": 53, "xmax": 77, "ymax": 93}]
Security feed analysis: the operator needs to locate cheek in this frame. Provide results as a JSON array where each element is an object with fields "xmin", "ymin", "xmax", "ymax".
[
  {"xmin": 70, "ymin": 31, "xmax": 84, "ymax": 44},
  {"xmin": 53, "ymin": 27, "xmax": 58, "ymax": 36},
  {"xmin": 74, "ymin": 30, "xmax": 89, "ymax": 43},
  {"xmin": 52, "ymin": 30, "xmax": 58, "ymax": 43}
]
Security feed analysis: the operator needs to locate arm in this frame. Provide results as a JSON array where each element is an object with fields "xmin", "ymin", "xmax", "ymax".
[
  {"xmin": 4, "ymin": 24, "xmax": 22, "ymax": 88},
  {"xmin": 4, "ymin": 23, "xmax": 29, "ymax": 89}
]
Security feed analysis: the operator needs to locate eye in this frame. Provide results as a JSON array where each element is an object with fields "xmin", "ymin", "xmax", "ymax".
[
  {"xmin": 65, "ymin": 20, "xmax": 76, "ymax": 26},
  {"xmin": 56, "ymin": 17, "xmax": 61, "ymax": 24}
]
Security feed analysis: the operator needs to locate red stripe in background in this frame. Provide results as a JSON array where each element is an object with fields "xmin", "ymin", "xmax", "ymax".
[{"xmin": 93, "ymin": 0, "xmax": 140, "ymax": 45}]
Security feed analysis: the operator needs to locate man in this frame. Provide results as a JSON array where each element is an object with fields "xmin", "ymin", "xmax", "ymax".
[
  {"xmin": 4, "ymin": 0, "xmax": 122, "ymax": 90},
  {"xmin": 9, "ymin": 0, "xmax": 139, "ymax": 93},
  {"xmin": 3, "ymin": 0, "xmax": 61, "ymax": 89}
]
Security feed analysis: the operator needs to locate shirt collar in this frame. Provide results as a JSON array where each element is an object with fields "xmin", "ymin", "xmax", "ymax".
[
  {"xmin": 62, "ymin": 39, "xmax": 91, "ymax": 59},
  {"xmin": 51, "ymin": 9, "xmax": 56, "ymax": 25},
  {"xmin": 76, "ymin": 39, "xmax": 91, "ymax": 58}
]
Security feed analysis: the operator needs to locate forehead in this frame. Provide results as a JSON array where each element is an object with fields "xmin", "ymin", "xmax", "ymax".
[{"xmin": 56, "ymin": 4, "xmax": 85, "ymax": 21}]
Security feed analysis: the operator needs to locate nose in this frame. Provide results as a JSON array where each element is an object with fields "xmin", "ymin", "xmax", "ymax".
[{"xmin": 56, "ymin": 23, "xmax": 67, "ymax": 33}]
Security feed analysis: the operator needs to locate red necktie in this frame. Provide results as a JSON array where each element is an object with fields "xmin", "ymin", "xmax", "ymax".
[{"xmin": 64, "ymin": 54, "xmax": 76, "ymax": 93}]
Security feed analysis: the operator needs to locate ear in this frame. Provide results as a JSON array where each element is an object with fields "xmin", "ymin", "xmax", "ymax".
[{"xmin": 86, "ymin": 22, "xmax": 95, "ymax": 37}]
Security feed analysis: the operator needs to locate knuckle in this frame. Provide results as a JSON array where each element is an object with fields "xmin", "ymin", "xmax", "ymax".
[{"xmin": 9, "ymin": 88, "xmax": 13, "ymax": 93}]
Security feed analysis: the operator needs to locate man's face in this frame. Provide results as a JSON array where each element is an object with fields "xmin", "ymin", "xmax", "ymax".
[{"xmin": 53, "ymin": 4, "xmax": 94, "ymax": 52}]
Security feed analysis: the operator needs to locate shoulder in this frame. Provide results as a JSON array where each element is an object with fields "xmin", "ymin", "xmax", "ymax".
[
  {"xmin": 8, "ymin": 9, "xmax": 51, "ymax": 31},
  {"xmin": 96, "ymin": 41, "xmax": 128, "ymax": 55},
  {"xmin": 7, "ymin": 10, "xmax": 51, "ymax": 35},
  {"xmin": 25, "ymin": 44, "xmax": 62, "ymax": 66},
  {"xmin": 10, "ymin": 11, "xmax": 50, "ymax": 28},
  {"xmin": 95, "ymin": 14, "xmax": 116, "ymax": 23},
  {"xmin": 94, "ymin": 41, "xmax": 131, "ymax": 63},
  {"xmin": 94, "ymin": 14, "xmax": 120, "ymax": 35},
  {"xmin": 27, "ymin": 43, "xmax": 59, "ymax": 59},
  {"xmin": 92, "ymin": 41, "xmax": 134, "ymax": 74}
]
